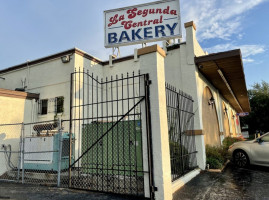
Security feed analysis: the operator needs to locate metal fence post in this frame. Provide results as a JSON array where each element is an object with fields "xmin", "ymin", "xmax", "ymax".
[
  {"xmin": 177, "ymin": 92, "xmax": 184, "ymax": 174},
  {"xmin": 17, "ymin": 123, "xmax": 23, "ymax": 182},
  {"xmin": 21, "ymin": 123, "xmax": 25, "ymax": 184},
  {"xmin": 57, "ymin": 119, "xmax": 63, "ymax": 187},
  {"xmin": 144, "ymin": 74, "xmax": 155, "ymax": 200},
  {"xmin": 69, "ymin": 72, "xmax": 74, "ymax": 188}
]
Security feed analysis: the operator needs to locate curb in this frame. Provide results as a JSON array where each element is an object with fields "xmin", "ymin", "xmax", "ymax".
[{"xmin": 206, "ymin": 160, "xmax": 230, "ymax": 173}]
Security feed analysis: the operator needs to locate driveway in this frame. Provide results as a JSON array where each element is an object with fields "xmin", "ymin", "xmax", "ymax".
[{"xmin": 173, "ymin": 163, "xmax": 269, "ymax": 200}]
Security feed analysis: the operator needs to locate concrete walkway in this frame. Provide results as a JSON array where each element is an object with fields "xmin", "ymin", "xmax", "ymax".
[{"xmin": 173, "ymin": 163, "xmax": 269, "ymax": 200}]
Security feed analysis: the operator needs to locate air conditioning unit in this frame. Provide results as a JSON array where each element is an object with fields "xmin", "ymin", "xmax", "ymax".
[{"xmin": 23, "ymin": 132, "xmax": 74, "ymax": 171}]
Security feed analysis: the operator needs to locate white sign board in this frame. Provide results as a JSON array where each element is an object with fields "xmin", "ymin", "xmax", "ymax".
[{"xmin": 104, "ymin": 0, "xmax": 181, "ymax": 48}]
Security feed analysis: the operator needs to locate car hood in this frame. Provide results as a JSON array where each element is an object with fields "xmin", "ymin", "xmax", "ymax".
[{"xmin": 234, "ymin": 140, "xmax": 254, "ymax": 145}]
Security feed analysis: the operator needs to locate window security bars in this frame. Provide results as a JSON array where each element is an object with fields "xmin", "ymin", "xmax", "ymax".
[
  {"xmin": 166, "ymin": 83, "xmax": 198, "ymax": 182},
  {"xmin": 38, "ymin": 97, "xmax": 64, "ymax": 115}
]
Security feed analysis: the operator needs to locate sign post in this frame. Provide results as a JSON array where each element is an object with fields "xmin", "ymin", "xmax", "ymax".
[{"xmin": 104, "ymin": 0, "xmax": 181, "ymax": 48}]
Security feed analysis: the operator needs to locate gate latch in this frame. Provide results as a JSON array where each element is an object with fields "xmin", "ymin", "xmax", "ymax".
[
  {"xmin": 146, "ymin": 80, "xmax": 152, "ymax": 86},
  {"xmin": 151, "ymin": 186, "xmax": 158, "ymax": 191}
]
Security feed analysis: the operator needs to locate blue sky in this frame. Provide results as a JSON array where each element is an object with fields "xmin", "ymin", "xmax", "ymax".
[{"xmin": 0, "ymin": 0, "xmax": 268, "ymax": 88}]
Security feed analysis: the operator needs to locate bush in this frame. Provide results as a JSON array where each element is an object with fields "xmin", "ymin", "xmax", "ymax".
[
  {"xmin": 222, "ymin": 137, "xmax": 243, "ymax": 150},
  {"xmin": 206, "ymin": 137, "xmax": 244, "ymax": 169},
  {"xmin": 170, "ymin": 141, "xmax": 189, "ymax": 173},
  {"xmin": 206, "ymin": 145, "xmax": 225, "ymax": 165},
  {"xmin": 206, "ymin": 157, "xmax": 223, "ymax": 169}
]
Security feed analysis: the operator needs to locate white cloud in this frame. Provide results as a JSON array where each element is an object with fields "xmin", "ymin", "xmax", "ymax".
[
  {"xmin": 181, "ymin": 0, "xmax": 267, "ymax": 40},
  {"xmin": 204, "ymin": 43, "xmax": 266, "ymax": 63},
  {"xmin": 243, "ymin": 58, "xmax": 254, "ymax": 63}
]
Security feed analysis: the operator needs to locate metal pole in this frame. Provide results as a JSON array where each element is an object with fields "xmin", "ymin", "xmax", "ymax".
[
  {"xmin": 17, "ymin": 123, "xmax": 23, "ymax": 181},
  {"xmin": 69, "ymin": 72, "xmax": 74, "ymax": 187},
  {"xmin": 144, "ymin": 74, "xmax": 155, "ymax": 200},
  {"xmin": 177, "ymin": 92, "xmax": 184, "ymax": 174},
  {"xmin": 57, "ymin": 119, "xmax": 63, "ymax": 187},
  {"xmin": 21, "ymin": 123, "xmax": 25, "ymax": 184}
]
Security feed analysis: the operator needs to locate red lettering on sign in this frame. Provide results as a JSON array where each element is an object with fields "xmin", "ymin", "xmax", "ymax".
[
  {"xmin": 120, "ymin": 15, "xmax": 164, "ymax": 30},
  {"xmin": 126, "ymin": 6, "xmax": 177, "ymax": 20},
  {"xmin": 108, "ymin": 14, "xmax": 125, "ymax": 27},
  {"xmin": 127, "ymin": 8, "xmax": 137, "ymax": 19},
  {"xmin": 108, "ymin": 6, "xmax": 177, "ymax": 28}
]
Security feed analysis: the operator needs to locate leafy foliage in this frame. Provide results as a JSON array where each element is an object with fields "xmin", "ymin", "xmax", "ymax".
[
  {"xmin": 170, "ymin": 141, "xmax": 189, "ymax": 173},
  {"xmin": 206, "ymin": 145, "xmax": 224, "ymax": 165},
  {"xmin": 240, "ymin": 81, "xmax": 269, "ymax": 135},
  {"xmin": 222, "ymin": 137, "xmax": 243, "ymax": 150},
  {"xmin": 206, "ymin": 137, "xmax": 244, "ymax": 169},
  {"xmin": 206, "ymin": 157, "xmax": 223, "ymax": 169}
]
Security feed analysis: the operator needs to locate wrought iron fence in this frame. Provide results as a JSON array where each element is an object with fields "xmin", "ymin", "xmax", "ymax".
[
  {"xmin": 166, "ymin": 83, "xmax": 198, "ymax": 182},
  {"xmin": 0, "ymin": 70, "xmax": 154, "ymax": 199},
  {"xmin": 66, "ymin": 69, "xmax": 152, "ymax": 198}
]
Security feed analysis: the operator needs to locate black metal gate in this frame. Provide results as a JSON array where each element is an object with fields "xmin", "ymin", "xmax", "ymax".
[
  {"xmin": 165, "ymin": 83, "xmax": 198, "ymax": 182},
  {"xmin": 66, "ymin": 69, "xmax": 153, "ymax": 198}
]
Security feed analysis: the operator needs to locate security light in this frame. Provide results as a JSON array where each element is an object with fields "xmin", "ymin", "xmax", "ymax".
[
  {"xmin": 208, "ymin": 97, "xmax": 215, "ymax": 105},
  {"xmin": 61, "ymin": 55, "xmax": 70, "ymax": 63}
]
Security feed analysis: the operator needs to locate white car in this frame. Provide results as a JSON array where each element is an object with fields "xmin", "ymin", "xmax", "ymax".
[{"xmin": 228, "ymin": 132, "xmax": 269, "ymax": 167}]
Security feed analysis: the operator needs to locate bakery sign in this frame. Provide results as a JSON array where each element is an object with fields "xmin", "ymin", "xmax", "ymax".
[{"xmin": 104, "ymin": 0, "xmax": 181, "ymax": 48}]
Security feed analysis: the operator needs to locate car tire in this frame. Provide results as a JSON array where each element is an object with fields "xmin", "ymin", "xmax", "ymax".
[{"xmin": 233, "ymin": 150, "xmax": 249, "ymax": 168}]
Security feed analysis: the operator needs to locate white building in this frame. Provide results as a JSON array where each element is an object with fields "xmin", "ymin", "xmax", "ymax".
[{"xmin": 0, "ymin": 21, "xmax": 250, "ymax": 200}]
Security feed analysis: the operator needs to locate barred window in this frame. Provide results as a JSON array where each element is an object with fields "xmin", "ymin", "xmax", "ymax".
[
  {"xmin": 55, "ymin": 96, "xmax": 64, "ymax": 113},
  {"xmin": 38, "ymin": 97, "xmax": 64, "ymax": 115},
  {"xmin": 40, "ymin": 99, "xmax": 48, "ymax": 115}
]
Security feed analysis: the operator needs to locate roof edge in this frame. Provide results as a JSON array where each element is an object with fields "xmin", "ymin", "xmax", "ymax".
[
  {"xmin": 0, "ymin": 88, "xmax": 39, "ymax": 100},
  {"xmin": 195, "ymin": 49, "xmax": 241, "ymax": 64},
  {"xmin": 0, "ymin": 48, "xmax": 103, "ymax": 75},
  {"xmin": 0, "ymin": 44, "xmax": 183, "ymax": 73}
]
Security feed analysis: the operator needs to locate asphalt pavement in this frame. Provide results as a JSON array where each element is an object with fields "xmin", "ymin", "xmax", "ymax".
[
  {"xmin": 0, "ymin": 163, "xmax": 268, "ymax": 200},
  {"xmin": 0, "ymin": 182, "xmax": 139, "ymax": 200},
  {"xmin": 173, "ymin": 163, "xmax": 269, "ymax": 200}
]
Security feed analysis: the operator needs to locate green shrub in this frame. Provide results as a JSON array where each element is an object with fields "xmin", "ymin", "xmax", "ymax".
[
  {"xmin": 222, "ymin": 137, "xmax": 243, "ymax": 150},
  {"xmin": 169, "ymin": 141, "xmax": 189, "ymax": 173},
  {"xmin": 206, "ymin": 145, "xmax": 224, "ymax": 164},
  {"xmin": 206, "ymin": 137, "xmax": 244, "ymax": 169},
  {"xmin": 206, "ymin": 157, "xmax": 223, "ymax": 169}
]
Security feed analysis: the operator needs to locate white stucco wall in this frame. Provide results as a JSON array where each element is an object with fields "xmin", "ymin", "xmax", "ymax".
[
  {"xmin": 0, "ymin": 95, "xmax": 32, "ymax": 176},
  {"xmin": 0, "ymin": 54, "xmax": 76, "ymax": 124}
]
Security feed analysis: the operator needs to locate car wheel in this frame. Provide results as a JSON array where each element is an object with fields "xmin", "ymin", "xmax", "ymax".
[{"xmin": 233, "ymin": 150, "xmax": 249, "ymax": 168}]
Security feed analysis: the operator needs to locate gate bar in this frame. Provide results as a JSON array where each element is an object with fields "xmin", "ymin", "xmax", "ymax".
[
  {"xmin": 69, "ymin": 96, "xmax": 145, "ymax": 169},
  {"xmin": 144, "ymin": 74, "xmax": 155, "ymax": 200},
  {"xmin": 69, "ymin": 72, "xmax": 74, "ymax": 187}
]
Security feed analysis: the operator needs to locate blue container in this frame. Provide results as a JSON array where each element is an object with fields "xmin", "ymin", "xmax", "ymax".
[{"xmin": 23, "ymin": 133, "xmax": 74, "ymax": 171}]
